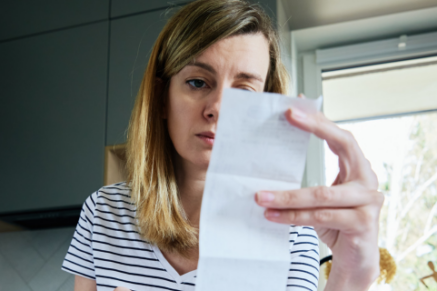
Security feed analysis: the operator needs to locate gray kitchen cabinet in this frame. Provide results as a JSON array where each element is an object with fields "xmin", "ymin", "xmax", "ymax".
[
  {"xmin": 258, "ymin": 0, "xmax": 277, "ymax": 25},
  {"xmin": 106, "ymin": 10, "xmax": 169, "ymax": 145},
  {"xmin": 111, "ymin": 0, "xmax": 182, "ymax": 18},
  {"xmin": 0, "ymin": 22, "xmax": 108, "ymax": 213},
  {"xmin": 110, "ymin": 0, "xmax": 275, "ymax": 20},
  {"xmin": 0, "ymin": 0, "xmax": 109, "ymax": 41}
]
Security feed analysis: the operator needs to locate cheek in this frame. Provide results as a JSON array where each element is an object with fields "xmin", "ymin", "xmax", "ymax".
[
  {"xmin": 167, "ymin": 98, "xmax": 187, "ymax": 143},
  {"xmin": 166, "ymin": 91, "xmax": 200, "ymax": 152}
]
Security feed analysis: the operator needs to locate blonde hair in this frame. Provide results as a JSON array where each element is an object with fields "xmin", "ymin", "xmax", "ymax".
[{"xmin": 126, "ymin": 0, "xmax": 289, "ymax": 255}]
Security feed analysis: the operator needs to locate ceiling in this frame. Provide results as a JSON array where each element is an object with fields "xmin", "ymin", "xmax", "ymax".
[{"xmin": 281, "ymin": 0, "xmax": 437, "ymax": 30}]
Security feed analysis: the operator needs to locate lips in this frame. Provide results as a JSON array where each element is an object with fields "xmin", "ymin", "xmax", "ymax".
[
  {"xmin": 196, "ymin": 131, "xmax": 215, "ymax": 145},
  {"xmin": 196, "ymin": 131, "xmax": 215, "ymax": 139}
]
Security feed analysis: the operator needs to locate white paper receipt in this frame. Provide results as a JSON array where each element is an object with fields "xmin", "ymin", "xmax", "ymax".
[{"xmin": 195, "ymin": 89, "xmax": 322, "ymax": 291}]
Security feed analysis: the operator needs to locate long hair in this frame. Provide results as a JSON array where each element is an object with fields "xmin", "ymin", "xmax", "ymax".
[{"xmin": 126, "ymin": 0, "xmax": 289, "ymax": 256}]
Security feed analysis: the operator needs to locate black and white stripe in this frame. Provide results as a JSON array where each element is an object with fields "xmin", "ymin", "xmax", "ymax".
[{"xmin": 62, "ymin": 182, "xmax": 319, "ymax": 290}]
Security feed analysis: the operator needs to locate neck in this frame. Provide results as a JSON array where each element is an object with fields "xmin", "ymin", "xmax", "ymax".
[{"xmin": 174, "ymin": 155, "xmax": 207, "ymax": 228}]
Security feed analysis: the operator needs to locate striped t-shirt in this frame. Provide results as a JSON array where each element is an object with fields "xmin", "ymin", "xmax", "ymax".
[{"xmin": 62, "ymin": 182, "xmax": 320, "ymax": 290}]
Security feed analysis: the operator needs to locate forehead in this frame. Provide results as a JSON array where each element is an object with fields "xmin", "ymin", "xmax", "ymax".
[{"xmin": 193, "ymin": 33, "xmax": 270, "ymax": 75}]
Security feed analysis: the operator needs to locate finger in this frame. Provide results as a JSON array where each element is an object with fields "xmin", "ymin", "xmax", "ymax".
[
  {"xmin": 331, "ymin": 173, "xmax": 342, "ymax": 186},
  {"xmin": 264, "ymin": 208, "xmax": 367, "ymax": 233},
  {"xmin": 285, "ymin": 108, "xmax": 362, "ymax": 160},
  {"xmin": 255, "ymin": 184, "xmax": 376, "ymax": 209},
  {"xmin": 284, "ymin": 108, "xmax": 374, "ymax": 184},
  {"xmin": 297, "ymin": 93, "xmax": 306, "ymax": 99}
]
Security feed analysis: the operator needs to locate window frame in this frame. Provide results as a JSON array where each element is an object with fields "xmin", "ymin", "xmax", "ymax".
[{"xmin": 290, "ymin": 25, "xmax": 437, "ymax": 291}]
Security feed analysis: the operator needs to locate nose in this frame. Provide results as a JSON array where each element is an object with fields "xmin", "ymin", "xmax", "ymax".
[{"xmin": 203, "ymin": 86, "xmax": 224, "ymax": 122}]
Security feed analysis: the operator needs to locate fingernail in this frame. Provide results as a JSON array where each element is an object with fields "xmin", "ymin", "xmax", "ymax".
[
  {"xmin": 292, "ymin": 108, "xmax": 306, "ymax": 120},
  {"xmin": 257, "ymin": 191, "xmax": 275, "ymax": 202},
  {"xmin": 265, "ymin": 210, "xmax": 280, "ymax": 218}
]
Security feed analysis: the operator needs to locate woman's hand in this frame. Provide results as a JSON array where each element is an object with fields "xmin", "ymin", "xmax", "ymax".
[{"xmin": 255, "ymin": 106, "xmax": 384, "ymax": 290}]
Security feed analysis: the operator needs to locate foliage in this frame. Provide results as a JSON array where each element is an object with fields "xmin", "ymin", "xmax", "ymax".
[{"xmin": 338, "ymin": 112, "xmax": 437, "ymax": 290}]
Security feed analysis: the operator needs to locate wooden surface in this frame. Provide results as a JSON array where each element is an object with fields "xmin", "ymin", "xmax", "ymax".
[{"xmin": 104, "ymin": 144, "xmax": 128, "ymax": 186}]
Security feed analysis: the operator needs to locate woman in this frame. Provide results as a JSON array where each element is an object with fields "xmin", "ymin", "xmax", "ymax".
[{"xmin": 62, "ymin": 0, "xmax": 383, "ymax": 290}]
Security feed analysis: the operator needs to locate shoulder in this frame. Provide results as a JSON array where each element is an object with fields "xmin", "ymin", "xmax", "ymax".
[
  {"xmin": 82, "ymin": 182, "xmax": 136, "ymax": 222},
  {"xmin": 94, "ymin": 181, "xmax": 135, "ymax": 214},
  {"xmin": 96, "ymin": 181, "xmax": 132, "ymax": 200},
  {"xmin": 81, "ymin": 182, "xmax": 141, "ymax": 241},
  {"xmin": 62, "ymin": 183, "xmax": 144, "ymax": 280},
  {"xmin": 96, "ymin": 182, "xmax": 131, "ymax": 203}
]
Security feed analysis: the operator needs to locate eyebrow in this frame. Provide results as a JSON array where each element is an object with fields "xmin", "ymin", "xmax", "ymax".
[
  {"xmin": 187, "ymin": 61, "xmax": 216, "ymax": 74},
  {"xmin": 235, "ymin": 72, "xmax": 264, "ymax": 83},
  {"xmin": 187, "ymin": 61, "xmax": 264, "ymax": 83}
]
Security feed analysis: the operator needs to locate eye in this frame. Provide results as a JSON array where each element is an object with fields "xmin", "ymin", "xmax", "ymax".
[
  {"xmin": 187, "ymin": 79, "xmax": 207, "ymax": 89},
  {"xmin": 237, "ymin": 86, "xmax": 255, "ymax": 92}
]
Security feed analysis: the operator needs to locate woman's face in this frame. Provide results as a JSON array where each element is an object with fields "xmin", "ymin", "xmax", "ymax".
[{"xmin": 165, "ymin": 32, "xmax": 270, "ymax": 170}]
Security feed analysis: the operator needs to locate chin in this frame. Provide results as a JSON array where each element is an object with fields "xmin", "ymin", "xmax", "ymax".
[
  {"xmin": 190, "ymin": 152, "xmax": 211, "ymax": 170},
  {"xmin": 196, "ymin": 157, "xmax": 211, "ymax": 170},
  {"xmin": 175, "ymin": 146, "xmax": 212, "ymax": 171}
]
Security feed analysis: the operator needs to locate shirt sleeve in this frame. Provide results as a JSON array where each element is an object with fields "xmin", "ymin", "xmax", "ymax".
[
  {"xmin": 61, "ymin": 191, "xmax": 98, "ymax": 280},
  {"xmin": 287, "ymin": 226, "xmax": 320, "ymax": 291}
]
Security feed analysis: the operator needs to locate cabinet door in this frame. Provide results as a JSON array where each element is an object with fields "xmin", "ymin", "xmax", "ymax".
[
  {"xmin": 107, "ymin": 10, "xmax": 168, "ymax": 145},
  {"xmin": 0, "ymin": 22, "xmax": 108, "ymax": 213},
  {"xmin": 111, "ymin": 0, "xmax": 171, "ymax": 18},
  {"xmin": 0, "ymin": 0, "xmax": 109, "ymax": 41}
]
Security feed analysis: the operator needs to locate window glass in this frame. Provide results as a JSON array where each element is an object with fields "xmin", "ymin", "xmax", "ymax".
[{"xmin": 322, "ymin": 57, "xmax": 437, "ymax": 291}]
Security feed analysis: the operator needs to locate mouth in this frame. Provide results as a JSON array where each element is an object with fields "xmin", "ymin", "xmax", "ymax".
[{"xmin": 196, "ymin": 131, "xmax": 215, "ymax": 145}]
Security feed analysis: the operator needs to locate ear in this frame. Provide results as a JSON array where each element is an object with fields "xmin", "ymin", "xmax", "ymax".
[{"xmin": 155, "ymin": 78, "xmax": 167, "ymax": 119}]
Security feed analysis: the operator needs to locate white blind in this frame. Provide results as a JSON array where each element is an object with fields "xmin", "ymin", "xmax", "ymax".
[
  {"xmin": 321, "ymin": 55, "xmax": 437, "ymax": 121},
  {"xmin": 316, "ymin": 31, "xmax": 437, "ymax": 67}
]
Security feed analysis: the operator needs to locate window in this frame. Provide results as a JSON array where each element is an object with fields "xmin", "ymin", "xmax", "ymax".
[{"xmin": 323, "ymin": 56, "xmax": 437, "ymax": 290}]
